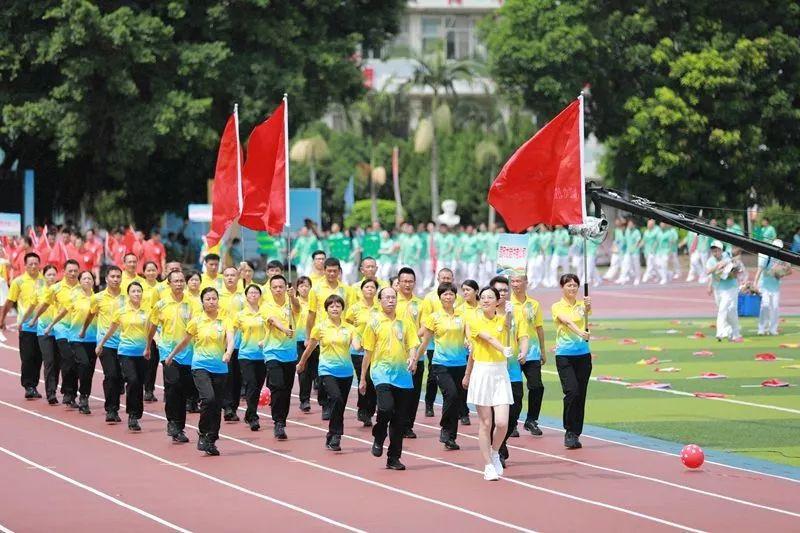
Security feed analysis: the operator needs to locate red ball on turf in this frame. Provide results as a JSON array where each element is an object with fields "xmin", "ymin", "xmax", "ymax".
[
  {"xmin": 259, "ymin": 388, "xmax": 271, "ymax": 407},
  {"xmin": 681, "ymin": 444, "xmax": 705, "ymax": 469}
]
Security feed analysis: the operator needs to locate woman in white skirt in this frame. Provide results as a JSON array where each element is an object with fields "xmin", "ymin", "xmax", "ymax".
[{"xmin": 462, "ymin": 286, "xmax": 527, "ymax": 481}]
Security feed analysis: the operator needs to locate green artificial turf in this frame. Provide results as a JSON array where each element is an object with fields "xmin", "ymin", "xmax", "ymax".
[{"xmin": 534, "ymin": 317, "xmax": 800, "ymax": 467}]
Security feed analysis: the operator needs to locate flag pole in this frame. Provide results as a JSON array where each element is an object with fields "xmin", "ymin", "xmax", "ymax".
[
  {"xmin": 578, "ymin": 92, "xmax": 589, "ymax": 332},
  {"xmin": 283, "ymin": 93, "xmax": 292, "ymax": 285},
  {"xmin": 233, "ymin": 103, "xmax": 246, "ymax": 265}
]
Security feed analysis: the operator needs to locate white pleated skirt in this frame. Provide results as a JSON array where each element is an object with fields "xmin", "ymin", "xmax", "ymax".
[{"xmin": 467, "ymin": 361, "xmax": 513, "ymax": 407}]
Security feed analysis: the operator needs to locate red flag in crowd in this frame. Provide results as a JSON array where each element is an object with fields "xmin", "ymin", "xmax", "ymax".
[
  {"xmin": 47, "ymin": 235, "xmax": 68, "ymax": 271},
  {"xmin": 240, "ymin": 97, "xmax": 289, "ymax": 235},
  {"xmin": 488, "ymin": 95, "xmax": 586, "ymax": 232},
  {"xmin": 206, "ymin": 107, "xmax": 244, "ymax": 248},
  {"xmin": 35, "ymin": 225, "xmax": 51, "ymax": 259},
  {"xmin": 28, "ymin": 227, "xmax": 39, "ymax": 247}
]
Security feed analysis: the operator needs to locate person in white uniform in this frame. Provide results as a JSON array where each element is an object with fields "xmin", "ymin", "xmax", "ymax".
[
  {"xmin": 754, "ymin": 239, "xmax": 792, "ymax": 336},
  {"xmin": 705, "ymin": 240, "xmax": 741, "ymax": 342}
]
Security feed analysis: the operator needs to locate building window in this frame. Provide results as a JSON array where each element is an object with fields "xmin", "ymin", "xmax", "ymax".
[
  {"xmin": 445, "ymin": 16, "xmax": 473, "ymax": 60},
  {"xmin": 421, "ymin": 16, "xmax": 443, "ymax": 54}
]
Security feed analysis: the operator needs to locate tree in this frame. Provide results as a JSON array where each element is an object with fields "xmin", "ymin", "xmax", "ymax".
[
  {"xmin": 406, "ymin": 49, "xmax": 479, "ymax": 219},
  {"xmin": 290, "ymin": 135, "xmax": 330, "ymax": 189},
  {"xmin": 482, "ymin": 0, "xmax": 800, "ymax": 209},
  {"xmin": 0, "ymin": 0, "xmax": 405, "ymax": 226}
]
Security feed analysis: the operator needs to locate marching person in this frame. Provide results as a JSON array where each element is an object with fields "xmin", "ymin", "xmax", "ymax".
[
  {"xmin": 165, "ymin": 287, "xmax": 234, "ymax": 456},
  {"xmin": 641, "ymin": 219, "xmax": 660, "ymax": 283},
  {"xmin": 233, "ymin": 283, "xmax": 268, "ymax": 431},
  {"xmin": 395, "ymin": 267, "xmax": 424, "ymax": 438},
  {"xmin": 141, "ymin": 261, "xmax": 161, "ymax": 403},
  {"xmin": 420, "ymin": 268, "xmax": 459, "ymax": 418},
  {"xmin": 298, "ymin": 294, "xmax": 360, "ymax": 451},
  {"xmin": 30, "ymin": 265, "xmax": 60, "ymax": 404},
  {"xmin": 218, "ymin": 266, "xmax": 245, "ymax": 422},
  {"xmin": 706, "ymin": 240, "xmax": 742, "ymax": 342},
  {"xmin": 96, "ymin": 281, "xmax": 150, "ymax": 431},
  {"xmin": 146, "ymin": 270, "xmax": 194, "ymax": 443},
  {"xmin": 361, "ymin": 287, "xmax": 419, "ymax": 470},
  {"xmin": 417, "ymin": 282, "xmax": 467, "ymax": 450},
  {"xmin": 755, "ymin": 239, "xmax": 793, "ymax": 336},
  {"xmin": 552, "ymin": 274, "xmax": 593, "ymax": 449},
  {"xmin": 462, "ymin": 286, "xmax": 520, "ymax": 480},
  {"xmin": 344, "ymin": 278, "xmax": 380, "ymax": 426}
]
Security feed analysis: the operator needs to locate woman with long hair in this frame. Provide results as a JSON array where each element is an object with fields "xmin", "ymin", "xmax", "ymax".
[{"xmin": 344, "ymin": 278, "xmax": 379, "ymax": 426}]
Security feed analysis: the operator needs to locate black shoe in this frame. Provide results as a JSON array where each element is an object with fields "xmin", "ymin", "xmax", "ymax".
[
  {"xmin": 65, "ymin": 397, "xmax": 78, "ymax": 409},
  {"xmin": 113, "ymin": 411, "xmax": 122, "ymax": 423},
  {"xmin": 564, "ymin": 431, "xmax": 582, "ymax": 449},
  {"xmin": 300, "ymin": 400, "xmax": 311, "ymax": 413},
  {"xmin": 371, "ymin": 440, "xmax": 383, "ymax": 457},
  {"xmin": 356, "ymin": 410, "xmax": 365, "ymax": 423},
  {"xmin": 363, "ymin": 417, "xmax": 373, "ymax": 427},
  {"xmin": 499, "ymin": 455, "xmax": 507, "ymax": 468},
  {"xmin": 24, "ymin": 387, "xmax": 36, "ymax": 399},
  {"xmin": 439, "ymin": 428, "xmax": 449, "ymax": 444},
  {"xmin": 386, "ymin": 458, "xmax": 406, "ymax": 470},
  {"xmin": 444, "ymin": 439, "xmax": 460, "ymax": 451},
  {"xmin": 128, "ymin": 417, "xmax": 141, "ymax": 432},
  {"xmin": 404, "ymin": 429, "xmax": 417, "ymax": 439},
  {"xmin": 500, "ymin": 444, "xmax": 509, "ymax": 461},
  {"xmin": 223, "ymin": 409, "xmax": 240, "ymax": 422},
  {"xmin": 144, "ymin": 391, "xmax": 157, "ymax": 402},
  {"xmin": 510, "ymin": 427, "xmax": 520, "ymax": 438},
  {"xmin": 172, "ymin": 431, "xmax": 189, "ymax": 443},
  {"xmin": 249, "ymin": 420, "xmax": 260, "ymax": 432},
  {"xmin": 460, "ymin": 415, "xmax": 471, "ymax": 426},
  {"xmin": 524, "ymin": 420, "xmax": 543, "ymax": 436},
  {"xmin": 205, "ymin": 442, "xmax": 220, "ymax": 456},
  {"xmin": 321, "ymin": 407, "xmax": 331, "ymax": 421},
  {"xmin": 274, "ymin": 424, "xmax": 287, "ymax": 440},
  {"xmin": 425, "ymin": 405, "xmax": 435, "ymax": 417},
  {"xmin": 327, "ymin": 435, "xmax": 341, "ymax": 451},
  {"xmin": 197, "ymin": 435, "xmax": 209, "ymax": 452},
  {"xmin": 105, "ymin": 412, "xmax": 116, "ymax": 423},
  {"xmin": 167, "ymin": 421, "xmax": 178, "ymax": 437},
  {"xmin": 48, "ymin": 396, "xmax": 58, "ymax": 405},
  {"xmin": 78, "ymin": 404, "xmax": 91, "ymax": 415},
  {"xmin": 32, "ymin": 388, "xmax": 42, "ymax": 399}
]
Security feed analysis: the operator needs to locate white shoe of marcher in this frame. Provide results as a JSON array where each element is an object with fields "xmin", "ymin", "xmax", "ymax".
[
  {"xmin": 491, "ymin": 450, "xmax": 504, "ymax": 477},
  {"xmin": 484, "ymin": 463, "xmax": 499, "ymax": 481}
]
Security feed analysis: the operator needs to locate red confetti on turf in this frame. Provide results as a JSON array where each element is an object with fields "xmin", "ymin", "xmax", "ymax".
[
  {"xmin": 619, "ymin": 338, "xmax": 638, "ymax": 345},
  {"xmin": 761, "ymin": 378, "xmax": 790, "ymax": 387},
  {"xmin": 693, "ymin": 350, "xmax": 714, "ymax": 357},
  {"xmin": 755, "ymin": 353, "xmax": 777, "ymax": 361}
]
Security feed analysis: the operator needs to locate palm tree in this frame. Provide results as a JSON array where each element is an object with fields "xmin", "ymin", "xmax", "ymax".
[
  {"xmin": 407, "ymin": 49, "xmax": 479, "ymax": 220},
  {"xmin": 289, "ymin": 135, "xmax": 330, "ymax": 189}
]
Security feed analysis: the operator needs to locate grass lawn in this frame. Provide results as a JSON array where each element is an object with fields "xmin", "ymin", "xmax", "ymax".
[{"xmin": 531, "ymin": 317, "xmax": 800, "ymax": 467}]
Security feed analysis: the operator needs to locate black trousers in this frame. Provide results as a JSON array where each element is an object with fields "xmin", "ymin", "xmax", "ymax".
[
  {"xmin": 351, "ymin": 354, "xmax": 376, "ymax": 418},
  {"xmin": 499, "ymin": 381, "xmax": 524, "ymax": 458},
  {"xmin": 163, "ymin": 361, "xmax": 193, "ymax": 431},
  {"xmin": 99, "ymin": 347, "xmax": 122, "ymax": 413},
  {"xmin": 408, "ymin": 359, "xmax": 425, "ymax": 428},
  {"xmin": 266, "ymin": 359, "xmax": 296, "ymax": 425},
  {"xmin": 424, "ymin": 351, "xmax": 438, "ymax": 407},
  {"xmin": 298, "ymin": 342, "xmax": 323, "ymax": 405},
  {"xmin": 222, "ymin": 349, "xmax": 241, "ymax": 412},
  {"xmin": 144, "ymin": 340, "xmax": 159, "ymax": 394},
  {"xmin": 522, "ymin": 360, "xmax": 545, "ymax": 422},
  {"xmin": 239, "ymin": 359, "xmax": 266, "ymax": 423},
  {"xmin": 19, "ymin": 331, "xmax": 42, "ymax": 390},
  {"xmin": 37, "ymin": 335, "xmax": 60, "ymax": 398},
  {"xmin": 321, "ymin": 375, "xmax": 352, "ymax": 439},
  {"xmin": 373, "ymin": 384, "xmax": 413, "ymax": 460},
  {"xmin": 431, "ymin": 364, "xmax": 466, "ymax": 440},
  {"xmin": 56, "ymin": 338, "xmax": 77, "ymax": 398},
  {"xmin": 71, "ymin": 341, "xmax": 97, "ymax": 397},
  {"xmin": 119, "ymin": 355, "xmax": 147, "ymax": 418},
  {"xmin": 556, "ymin": 354, "xmax": 592, "ymax": 435},
  {"xmin": 192, "ymin": 369, "xmax": 228, "ymax": 442}
]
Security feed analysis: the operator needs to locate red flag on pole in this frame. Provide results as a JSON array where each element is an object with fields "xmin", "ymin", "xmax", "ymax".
[
  {"xmin": 35, "ymin": 225, "xmax": 51, "ymax": 259},
  {"xmin": 207, "ymin": 107, "xmax": 244, "ymax": 247},
  {"xmin": 240, "ymin": 97, "xmax": 288, "ymax": 235},
  {"xmin": 488, "ymin": 96, "xmax": 586, "ymax": 232}
]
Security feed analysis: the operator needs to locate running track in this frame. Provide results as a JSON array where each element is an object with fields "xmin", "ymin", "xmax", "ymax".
[{"xmin": 0, "ymin": 333, "xmax": 799, "ymax": 532}]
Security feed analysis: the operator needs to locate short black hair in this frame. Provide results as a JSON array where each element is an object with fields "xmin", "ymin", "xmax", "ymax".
[
  {"xmin": 127, "ymin": 281, "xmax": 143, "ymax": 294},
  {"xmin": 461, "ymin": 279, "xmax": 479, "ymax": 292},
  {"xmin": 269, "ymin": 274, "xmax": 287, "ymax": 286},
  {"xmin": 296, "ymin": 276, "xmax": 312, "ymax": 288},
  {"xmin": 360, "ymin": 256, "xmax": 376, "ymax": 267},
  {"xmin": 312, "ymin": 249, "xmax": 326, "ymax": 260},
  {"xmin": 167, "ymin": 270, "xmax": 185, "ymax": 282},
  {"xmin": 244, "ymin": 283, "xmax": 262, "ymax": 295},
  {"xmin": 42, "ymin": 265, "xmax": 57, "ymax": 275},
  {"xmin": 204, "ymin": 253, "xmax": 220, "ymax": 262},
  {"xmin": 24, "ymin": 252, "xmax": 40, "ymax": 263},
  {"xmin": 64, "ymin": 259, "xmax": 80, "ymax": 269},
  {"xmin": 186, "ymin": 270, "xmax": 202, "ymax": 283},
  {"xmin": 559, "ymin": 273, "xmax": 580, "ymax": 287},
  {"xmin": 200, "ymin": 287, "xmax": 219, "ymax": 300},
  {"xmin": 106, "ymin": 265, "xmax": 122, "ymax": 276},
  {"xmin": 489, "ymin": 275, "xmax": 509, "ymax": 288},
  {"xmin": 266, "ymin": 260, "xmax": 284, "ymax": 271},
  {"xmin": 360, "ymin": 278, "xmax": 379, "ymax": 290},
  {"xmin": 142, "ymin": 260, "xmax": 158, "ymax": 272},
  {"xmin": 437, "ymin": 282, "xmax": 457, "ymax": 298},
  {"xmin": 324, "ymin": 257, "xmax": 341, "ymax": 269},
  {"xmin": 479, "ymin": 286, "xmax": 500, "ymax": 300},
  {"xmin": 398, "ymin": 267, "xmax": 416, "ymax": 280},
  {"xmin": 324, "ymin": 294, "xmax": 345, "ymax": 312}
]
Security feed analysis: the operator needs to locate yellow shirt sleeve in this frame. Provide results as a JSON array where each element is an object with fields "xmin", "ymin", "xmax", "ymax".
[
  {"xmin": 310, "ymin": 323, "xmax": 321, "ymax": 341},
  {"xmin": 308, "ymin": 288, "xmax": 319, "ymax": 314},
  {"xmin": 403, "ymin": 318, "xmax": 420, "ymax": 351},
  {"xmin": 186, "ymin": 317, "xmax": 198, "ymax": 337},
  {"xmin": 362, "ymin": 319, "xmax": 377, "ymax": 352},
  {"xmin": 7, "ymin": 278, "xmax": 21, "ymax": 302},
  {"xmin": 421, "ymin": 312, "xmax": 435, "ymax": 332}
]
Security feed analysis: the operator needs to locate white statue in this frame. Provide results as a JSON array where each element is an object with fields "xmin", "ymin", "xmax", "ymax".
[{"xmin": 437, "ymin": 199, "xmax": 460, "ymax": 227}]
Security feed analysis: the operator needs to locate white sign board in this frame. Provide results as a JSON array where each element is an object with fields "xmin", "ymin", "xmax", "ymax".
[
  {"xmin": 188, "ymin": 204, "xmax": 212, "ymax": 223},
  {"xmin": 0, "ymin": 213, "xmax": 22, "ymax": 236}
]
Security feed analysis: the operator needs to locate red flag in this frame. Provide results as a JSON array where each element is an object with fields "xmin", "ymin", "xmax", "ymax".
[
  {"xmin": 48, "ymin": 236, "xmax": 68, "ymax": 271},
  {"xmin": 488, "ymin": 96, "xmax": 586, "ymax": 232},
  {"xmin": 28, "ymin": 227, "xmax": 39, "ymax": 247},
  {"xmin": 207, "ymin": 109, "xmax": 243, "ymax": 248},
  {"xmin": 35, "ymin": 225, "xmax": 51, "ymax": 259},
  {"xmin": 240, "ymin": 98, "xmax": 288, "ymax": 234}
]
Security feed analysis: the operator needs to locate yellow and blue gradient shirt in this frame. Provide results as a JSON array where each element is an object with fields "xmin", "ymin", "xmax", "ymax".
[
  {"xmin": 43, "ymin": 280, "xmax": 81, "ymax": 340},
  {"xmin": 467, "ymin": 313, "xmax": 513, "ymax": 364},
  {"xmin": 294, "ymin": 295, "xmax": 310, "ymax": 341},
  {"xmin": 112, "ymin": 305, "xmax": 150, "ymax": 356},
  {"xmin": 551, "ymin": 298, "xmax": 591, "ymax": 356},
  {"xmin": 421, "ymin": 309, "xmax": 468, "ymax": 367},
  {"xmin": 262, "ymin": 300, "xmax": 297, "ymax": 362},
  {"xmin": 91, "ymin": 290, "xmax": 127, "ymax": 349},
  {"xmin": 120, "ymin": 271, "xmax": 144, "ymax": 293},
  {"xmin": 35, "ymin": 285, "xmax": 58, "ymax": 336},
  {"xmin": 186, "ymin": 314, "xmax": 230, "ymax": 373},
  {"xmin": 200, "ymin": 273, "xmax": 224, "ymax": 291},
  {"xmin": 396, "ymin": 293, "xmax": 423, "ymax": 330},
  {"xmin": 219, "ymin": 286, "xmax": 245, "ymax": 349},
  {"xmin": 64, "ymin": 292, "xmax": 96, "ymax": 343},
  {"xmin": 233, "ymin": 306, "xmax": 267, "ymax": 360},
  {"xmin": 310, "ymin": 319, "xmax": 357, "ymax": 378},
  {"xmin": 149, "ymin": 293, "xmax": 194, "ymax": 365},
  {"xmin": 344, "ymin": 299, "xmax": 379, "ymax": 355},
  {"xmin": 362, "ymin": 313, "xmax": 419, "ymax": 388},
  {"xmin": 140, "ymin": 280, "xmax": 161, "ymax": 310},
  {"xmin": 513, "ymin": 295, "xmax": 544, "ymax": 361},
  {"xmin": 308, "ymin": 280, "xmax": 350, "ymax": 318}
]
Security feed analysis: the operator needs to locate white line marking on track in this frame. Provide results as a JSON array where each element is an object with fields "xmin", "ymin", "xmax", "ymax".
[
  {"xmin": 0, "ymin": 445, "xmax": 191, "ymax": 532},
  {"xmin": 0, "ymin": 398, "xmax": 364, "ymax": 533},
  {"xmin": 0, "ymin": 523, "xmax": 14, "ymax": 533}
]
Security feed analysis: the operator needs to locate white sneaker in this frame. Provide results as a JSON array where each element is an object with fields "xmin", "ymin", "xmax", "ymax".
[
  {"xmin": 484, "ymin": 463, "xmax": 499, "ymax": 481},
  {"xmin": 491, "ymin": 450, "xmax": 504, "ymax": 477}
]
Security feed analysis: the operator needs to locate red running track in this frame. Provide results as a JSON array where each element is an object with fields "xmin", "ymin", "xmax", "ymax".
[{"xmin": 0, "ymin": 335, "xmax": 798, "ymax": 532}]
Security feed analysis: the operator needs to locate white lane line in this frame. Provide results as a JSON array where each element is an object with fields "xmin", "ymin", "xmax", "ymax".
[
  {"xmin": 0, "ymin": 523, "xmax": 14, "ymax": 533},
  {"xmin": 0, "ymin": 445, "xmax": 191, "ymax": 532},
  {"xmin": 0, "ymin": 398, "xmax": 363, "ymax": 533}
]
